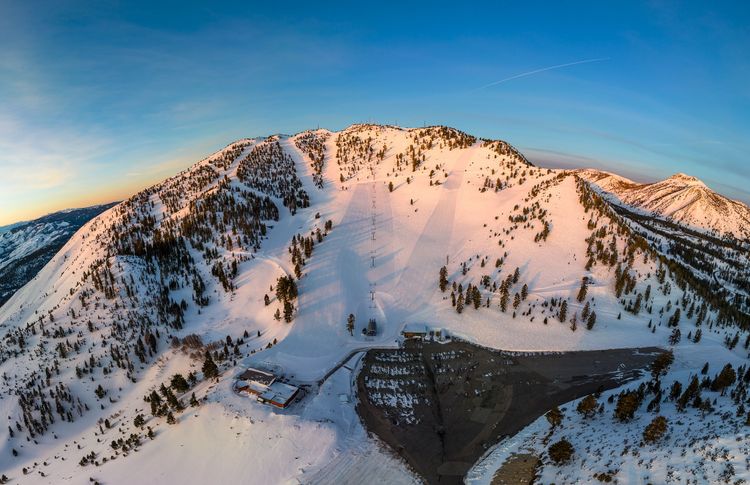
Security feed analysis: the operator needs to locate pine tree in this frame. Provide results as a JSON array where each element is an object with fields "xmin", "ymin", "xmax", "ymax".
[
  {"xmin": 586, "ymin": 311, "xmax": 597, "ymax": 330},
  {"xmin": 548, "ymin": 439, "xmax": 574, "ymax": 465},
  {"xmin": 577, "ymin": 394, "xmax": 598, "ymax": 418},
  {"xmin": 559, "ymin": 301, "xmax": 568, "ymax": 323},
  {"xmin": 668, "ymin": 308, "xmax": 681, "ymax": 327},
  {"xmin": 456, "ymin": 293, "xmax": 464, "ymax": 314},
  {"xmin": 439, "ymin": 266, "xmax": 449, "ymax": 292},
  {"xmin": 521, "ymin": 284, "xmax": 528, "ymax": 300},
  {"xmin": 202, "ymin": 351, "xmax": 219, "ymax": 379},
  {"xmin": 500, "ymin": 291, "xmax": 508, "ymax": 312},
  {"xmin": 283, "ymin": 301, "xmax": 294, "ymax": 323},
  {"xmin": 545, "ymin": 406, "xmax": 563, "ymax": 428},
  {"xmin": 643, "ymin": 416, "xmax": 668, "ymax": 444},
  {"xmin": 711, "ymin": 364, "xmax": 736, "ymax": 395},
  {"xmin": 650, "ymin": 350, "xmax": 674, "ymax": 379},
  {"xmin": 170, "ymin": 373, "xmax": 189, "ymax": 393},
  {"xmin": 150, "ymin": 391, "xmax": 162, "ymax": 416},
  {"xmin": 668, "ymin": 328, "xmax": 681, "ymax": 345},
  {"xmin": 633, "ymin": 293, "xmax": 643, "ymax": 315},
  {"xmin": 614, "ymin": 390, "xmax": 641, "ymax": 422},
  {"xmin": 581, "ymin": 301, "xmax": 590, "ymax": 321},
  {"xmin": 576, "ymin": 277, "xmax": 588, "ymax": 302}
]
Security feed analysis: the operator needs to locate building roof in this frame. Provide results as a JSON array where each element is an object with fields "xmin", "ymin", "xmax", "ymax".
[
  {"xmin": 259, "ymin": 381, "xmax": 299, "ymax": 405},
  {"xmin": 402, "ymin": 323, "xmax": 428, "ymax": 334},
  {"xmin": 238, "ymin": 368, "xmax": 275, "ymax": 386}
]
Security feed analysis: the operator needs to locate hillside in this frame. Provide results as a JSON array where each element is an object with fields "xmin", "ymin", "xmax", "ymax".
[
  {"xmin": 578, "ymin": 169, "xmax": 750, "ymax": 241},
  {"xmin": 578, "ymin": 169, "xmax": 750, "ymax": 320},
  {"xmin": 0, "ymin": 124, "xmax": 748, "ymax": 484},
  {"xmin": 0, "ymin": 203, "xmax": 118, "ymax": 307}
]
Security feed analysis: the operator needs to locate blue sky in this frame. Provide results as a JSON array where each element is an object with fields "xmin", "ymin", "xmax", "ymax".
[{"xmin": 1, "ymin": 1, "xmax": 749, "ymax": 225}]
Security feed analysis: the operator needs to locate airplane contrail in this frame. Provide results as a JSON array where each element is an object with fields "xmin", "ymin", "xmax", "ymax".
[{"xmin": 474, "ymin": 57, "xmax": 610, "ymax": 91}]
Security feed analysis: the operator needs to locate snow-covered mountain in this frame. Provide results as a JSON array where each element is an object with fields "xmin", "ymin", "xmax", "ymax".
[
  {"xmin": 578, "ymin": 169, "xmax": 750, "ymax": 241},
  {"xmin": 0, "ymin": 203, "xmax": 117, "ymax": 307},
  {"xmin": 0, "ymin": 125, "xmax": 747, "ymax": 484}
]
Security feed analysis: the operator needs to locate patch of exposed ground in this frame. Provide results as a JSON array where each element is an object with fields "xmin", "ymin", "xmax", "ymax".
[
  {"xmin": 490, "ymin": 453, "xmax": 540, "ymax": 485},
  {"xmin": 356, "ymin": 340, "xmax": 661, "ymax": 484}
]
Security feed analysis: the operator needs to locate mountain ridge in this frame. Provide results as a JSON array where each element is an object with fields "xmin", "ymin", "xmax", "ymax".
[
  {"xmin": 577, "ymin": 168, "xmax": 750, "ymax": 240},
  {"xmin": 0, "ymin": 202, "xmax": 118, "ymax": 307},
  {"xmin": 0, "ymin": 124, "xmax": 747, "ymax": 484}
]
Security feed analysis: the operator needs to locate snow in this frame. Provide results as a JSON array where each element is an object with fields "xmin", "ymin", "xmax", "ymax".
[
  {"xmin": 0, "ymin": 124, "xmax": 747, "ymax": 484},
  {"xmin": 578, "ymin": 168, "xmax": 750, "ymax": 240},
  {"xmin": 467, "ymin": 338, "xmax": 750, "ymax": 484}
]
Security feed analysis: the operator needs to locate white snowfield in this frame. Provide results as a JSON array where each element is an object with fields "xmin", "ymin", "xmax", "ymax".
[{"xmin": 0, "ymin": 124, "xmax": 747, "ymax": 484}]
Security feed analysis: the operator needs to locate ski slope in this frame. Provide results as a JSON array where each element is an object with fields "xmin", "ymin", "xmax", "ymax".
[{"xmin": 1, "ymin": 124, "xmax": 747, "ymax": 484}]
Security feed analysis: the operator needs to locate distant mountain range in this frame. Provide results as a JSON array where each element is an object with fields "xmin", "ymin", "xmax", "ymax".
[
  {"xmin": 0, "ymin": 203, "xmax": 118, "ymax": 306},
  {"xmin": 577, "ymin": 170, "xmax": 750, "ymax": 241}
]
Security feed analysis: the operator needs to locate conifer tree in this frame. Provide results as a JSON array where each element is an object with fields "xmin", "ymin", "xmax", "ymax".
[
  {"xmin": 170, "ymin": 374, "xmax": 189, "ymax": 393},
  {"xmin": 577, "ymin": 394, "xmax": 598, "ymax": 418},
  {"xmin": 581, "ymin": 301, "xmax": 590, "ymax": 321},
  {"xmin": 202, "ymin": 351, "xmax": 219, "ymax": 379},
  {"xmin": 546, "ymin": 406, "xmax": 563, "ymax": 428},
  {"xmin": 668, "ymin": 308, "xmax": 681, "ymax": 327},
  {"xmin": 283, "ymin": 301, "xmax": 294, "ymax": 323},
  {"xmin": 439, "ymin": 266, "xmax": 449, "ymax": 292},
  {"xmin": 456, "ymin": 293, "xmax": 464, "ymax": 314},
  {"xmin": 586, "ymin": 311, "xmax": 596, "ymax": 330},
  {"xmin": 559, "ymin": 300, "xmax": 568, "ymax": 322},
  {"xmin": 711, "ymin": 364, "xmax": 736, "ymax": 395},
  {"xmin": 548, "ymin": 439, "xmax": 574, "ymax": 465},
  {"xmin": 668, "ymin": 328, "xmax": 681, "ymax": 345},
  {"xmin": 643, "ymin": 416, "xmax": 668, "ymax": 444},
  {"xmin": 577, "ymin": 277, "xmax": 589, "ymax": 302}
]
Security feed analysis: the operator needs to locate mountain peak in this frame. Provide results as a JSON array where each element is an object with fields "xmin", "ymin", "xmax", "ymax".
[
  {"xmin": 578, "ymin": 168, "xmax": 749, "ymax": 239},
  {"xmin": 666, "ymin": 172, "xmax": 706, "ymax": 187}
]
